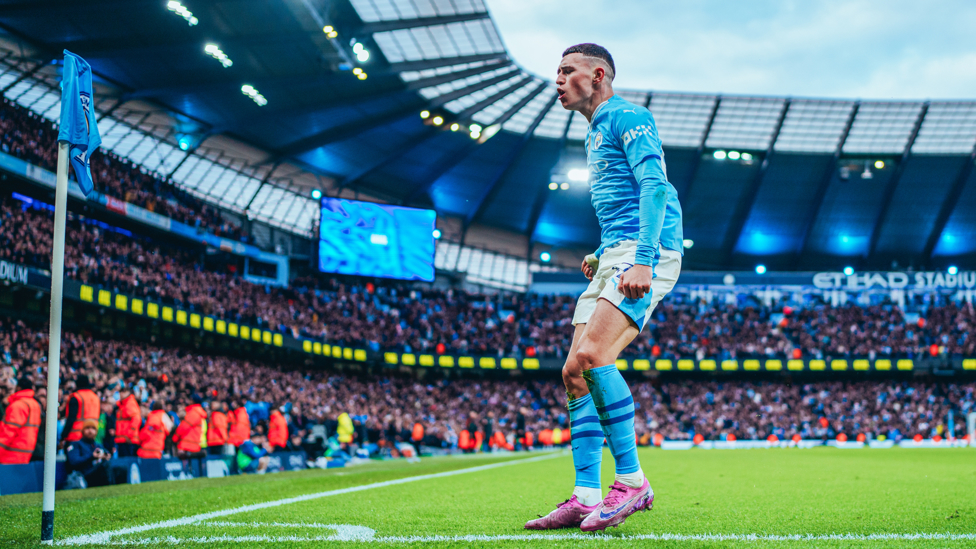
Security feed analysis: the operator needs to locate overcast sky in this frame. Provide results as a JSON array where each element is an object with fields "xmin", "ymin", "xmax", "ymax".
[{"xmin": 488, "ymin": 0, "xmax": 976, "ymax": 100}]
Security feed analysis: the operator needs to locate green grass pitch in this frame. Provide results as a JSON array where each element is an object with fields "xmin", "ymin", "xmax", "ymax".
[{"xmin": 2, "ymin": 448, "xmax": 975, "ymax": 547}]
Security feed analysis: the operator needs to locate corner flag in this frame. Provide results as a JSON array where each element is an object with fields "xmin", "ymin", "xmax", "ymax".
[
  {"xmin": 58, "ymin": 49, "xmax": 101, "ymax": 197},
  {"xmin": 42, "ymin": 50, "xmax": 100, "ymax": 544}
]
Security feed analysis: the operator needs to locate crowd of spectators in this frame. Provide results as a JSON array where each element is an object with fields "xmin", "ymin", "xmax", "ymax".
[
  {"xmin": 0, "ymin": 97, "xmax": 243, "ymax": 239},
  {"xmin": 3, "ymin": 193, "xmax": 976, "ymax": 362},
  {"xmin": 2, "ymin": 317, "xmax": 974, "ymax": 460}
]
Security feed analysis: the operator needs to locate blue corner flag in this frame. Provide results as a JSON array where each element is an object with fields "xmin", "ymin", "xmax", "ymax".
[{"xmin": 58, "ymin": 50, "xmax": 101, "ymax": 197}]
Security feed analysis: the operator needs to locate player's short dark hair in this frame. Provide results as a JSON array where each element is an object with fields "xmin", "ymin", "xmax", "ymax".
[{"xmin": 562, "ymin": 43, "xmax": 615, "ymax": 81}]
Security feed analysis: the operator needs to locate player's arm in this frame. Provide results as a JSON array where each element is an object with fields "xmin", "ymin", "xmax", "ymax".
[{"xmin": 617, "ymin": 109, "xmax": 667, "ymax": 299}]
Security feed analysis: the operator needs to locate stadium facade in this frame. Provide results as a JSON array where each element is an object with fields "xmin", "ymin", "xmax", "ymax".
[{"xmin": 0, "ymin": 0, "xmax": 974, "ymax": 288}]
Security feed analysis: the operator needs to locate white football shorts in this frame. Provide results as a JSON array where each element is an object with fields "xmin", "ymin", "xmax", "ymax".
[{"xmin": 572, "ymin": 240, "xmax": 682, "ymax": 331}]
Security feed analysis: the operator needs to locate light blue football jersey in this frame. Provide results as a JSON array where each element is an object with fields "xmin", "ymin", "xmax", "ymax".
[{"xmin": 585, "ymin": 94, "xmax": 683, "ymax": 267}]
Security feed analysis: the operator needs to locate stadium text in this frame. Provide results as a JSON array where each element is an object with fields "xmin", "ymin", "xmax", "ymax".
[
  {"xmin": 0, "ymin": 259, "xmax": 28, "ymax": 285},
  {"xmin": 813, "ymin": 271, "xmax": 976, "ymax": 290}
]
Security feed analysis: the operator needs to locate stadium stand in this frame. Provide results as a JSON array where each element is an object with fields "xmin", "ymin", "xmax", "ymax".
[
  {"xmin": 3, "ymin": 191, "xmax": 975, "ymax": 362},
  {"xmin": 0, "ymin": 98, "xmax": 244, "ymax": 240},
  {"xmin": 0, "ymin": 3, "xmax": 974, "ymax": 509},
  {"xmin": 2, "ymin": 316, "xmax": 974, "ymax": 459},
  {"xmin": 1, "ymin": 193, "xmax": 974, "ymax": 364}
]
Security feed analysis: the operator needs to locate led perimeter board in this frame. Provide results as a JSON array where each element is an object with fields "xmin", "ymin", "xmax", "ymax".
[{"xmin": 318, "ymin": 198, "xmax": 436, "ymax": 281}]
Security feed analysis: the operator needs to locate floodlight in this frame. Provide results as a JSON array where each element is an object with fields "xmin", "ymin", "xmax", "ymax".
[
  {"xmin": 353, "ymin": 43, "xmax": 364, "ymax": 54},
  {"xmin": 469, "ymin": 124, "xmax": 482, "ymax": 133},
  {"xmin": 540, "ymin": 252, "xmax": 551, "ymax": 262},
  {"xmin": 560, "ymin": 182, "xmax": 570, "ymax": 190},
  {"xmin": 948, "ymin": 266, "xmax": 958, "ymax": 275},
  {"xmin": 728, "ymin": 151, "xmax": 741, "ymax": 160},
  {"xmin": 741, "ymin": 152, "xmax": 753, "ymax": 161},
  {"xmin": 755, "ymin": 264, "xmax": 767, "ymax": 275},
  {"xmin": 469, "ymin": 131, "xmax": 481, "ymax": 140},
  {"xmin": 353, "ymin": 67, "xmax": 362, "ymax": 75},
  {"xmin": 450, "ymin": 123, "xmax": 459, "ymax": 131},
  {"xmin": 567, "ymin": 168, "xmax": 588, "ymax": 181},
  {"xmin": 420, "ymin": 110, "xmax": 430, "ymax": 119},
  {"xmin": 683, "ymin": 239, "xmax": 694, "ymax": 248},
  {"xmin": 357, "ymin": 73, "xmax": 367, "ymax": 80},
  {"xmin": 843, "ymin": 266, "xmax": 854, "ymax": 276},
  {"xmin": 713, "ymin": 150, "xmax": 727, "ymax": 160},
  {"xmin": 311, "ymin": 189, "xmax": 322, "ymax": 200},
  {"xmin": 874, "ymin": 160, "xmax": 885, "ymax": 169},
  {"xmin": 241, "ymin": 85, "xmax": 267, "ymax": 106},
  {"xmin": 323, "ymin": 26, "xmax": 334, "ymax": 33},
  {"xmin": 356, "ymin": 50, "xmax": 369, "ymax": 62},
  {"xmin": 548, "ymin": 182, "xmax": 558, "ymax": 190},
  {"xmin": 432, "ymin": 116, "xmax": 443, "ymax": 126},
  {"xmin": 432, "ymin": 229, "xmax": 442, "ymax": 240}
]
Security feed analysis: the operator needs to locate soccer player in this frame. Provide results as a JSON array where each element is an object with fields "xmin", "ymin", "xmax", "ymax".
[{"xmin": 525, "ymin": 44, "xmax": 683, "ymax": 532}]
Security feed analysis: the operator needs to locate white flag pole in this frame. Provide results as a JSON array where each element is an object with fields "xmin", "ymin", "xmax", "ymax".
[{"xmin": 40, "ymin": 141, "xmax": 70, "ymax": 545}]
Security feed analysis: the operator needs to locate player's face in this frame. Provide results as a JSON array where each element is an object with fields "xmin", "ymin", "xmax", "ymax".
[{"xmin": 556, "ymin": 53, "xmax": 594, "ymax": 111}]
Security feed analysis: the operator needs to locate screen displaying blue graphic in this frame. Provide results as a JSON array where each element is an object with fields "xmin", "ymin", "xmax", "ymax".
[{"xmin": 318, "ymin": 198, "xmax": 436, "ymax": 281}]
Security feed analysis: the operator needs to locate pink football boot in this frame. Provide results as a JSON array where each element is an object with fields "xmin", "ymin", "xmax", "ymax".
[
  {"xmin": 579, "ymin": 478, "xmax": 653, "ymax": 532},
  {"xmin": 524, "ymin": 495, "xmax": 598, "ymax": 530}
]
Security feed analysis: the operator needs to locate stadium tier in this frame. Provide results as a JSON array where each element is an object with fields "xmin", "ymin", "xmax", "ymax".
[
  {"xmin": 3, "ymin": 192, "xmax": 976, "ymax": 365},
  {"xmin": 1, "ymin": 317, "xmax": 973, "ymax": 450}
]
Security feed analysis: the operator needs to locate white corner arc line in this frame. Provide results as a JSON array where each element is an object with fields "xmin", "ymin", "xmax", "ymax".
[{"xmin": 56, "ymin": 452, "xmax": 563, "ymax": 546}]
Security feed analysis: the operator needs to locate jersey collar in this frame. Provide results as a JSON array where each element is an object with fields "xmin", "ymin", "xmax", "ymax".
[{"xmin": 588, "ymin": 95, "xmax": 617, "ymax": 129}]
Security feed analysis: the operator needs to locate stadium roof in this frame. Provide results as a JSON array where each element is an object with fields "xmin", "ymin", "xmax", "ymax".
[{"xmin": 1, "ymin": 0, "xmax": 975, "ymax": 270}]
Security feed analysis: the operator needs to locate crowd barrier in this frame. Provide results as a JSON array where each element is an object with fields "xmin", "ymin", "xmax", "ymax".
[
  {"xmin": 659, "ymin": 438, "xmax": 972, "ymax": 450},
  {"xmin": 0, "ymin": 451, "xmax": 311, "ymax": 497}
]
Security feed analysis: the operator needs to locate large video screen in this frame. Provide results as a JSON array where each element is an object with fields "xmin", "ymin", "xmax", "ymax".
[{"xmin": 318, "ymin": 198, "xmax": 436, "ymax": 281}]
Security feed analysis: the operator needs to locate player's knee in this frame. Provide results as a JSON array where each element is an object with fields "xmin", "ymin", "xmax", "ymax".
[
  {"xmin": 561, "ymin": 363, "xmax": 580, "ymax": 386},
  {"xmin": 575, "ymin": 344, "xmax": 602, "ymax": 371}
]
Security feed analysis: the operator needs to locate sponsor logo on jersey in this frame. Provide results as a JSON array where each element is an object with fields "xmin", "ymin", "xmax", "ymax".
[{"xmin": 621, "ymin": 124, "xmax": 655, "ymax": 146}]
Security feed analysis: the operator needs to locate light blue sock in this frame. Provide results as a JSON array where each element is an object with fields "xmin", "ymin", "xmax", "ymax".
[
  {"xmin": 584, "ymin": 364, "xmax": 640, "ymax": 475},
  {"xmin": 568, "ymin": 393, "xmax": 603, "ymax": 489}
]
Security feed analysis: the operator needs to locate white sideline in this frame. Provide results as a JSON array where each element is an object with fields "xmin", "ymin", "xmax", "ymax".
[
  {"xmin": 56, "ymin": 452, "xmax": 563, "ymax": 546},
  {"xmin": 72, "ymin": 533, "xmax": 976, "ymax": 545}
]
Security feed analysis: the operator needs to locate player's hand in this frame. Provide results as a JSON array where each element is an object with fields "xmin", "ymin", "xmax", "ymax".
[
  {"xmin": 619, "ymin": 264, "xmax": 653, "ymax": 299},
  {"xmin": 581, "ymin": 254, "xmax": 598, "ymax": 281}
]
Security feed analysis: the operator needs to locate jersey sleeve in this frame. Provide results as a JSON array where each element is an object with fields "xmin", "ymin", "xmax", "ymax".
[{"xmin": 611, "ymin": 108, "xmax": 668, "ymax": 266}]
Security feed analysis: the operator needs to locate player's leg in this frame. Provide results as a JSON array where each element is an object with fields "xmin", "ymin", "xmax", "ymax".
[
  {"xmin": 578, "ymin": 247, "xmax": 682, "ymax": 531},
  {"xmin": 576, "ymin": 299, "xmax": 642, "ymax": 484},
  {"xmin": 561, "ymin": 323, "xmax": 604, "ymax": 503},
  {"xmin": 525, "ymin": 324, "xmax": 603, "ymax": 529}
]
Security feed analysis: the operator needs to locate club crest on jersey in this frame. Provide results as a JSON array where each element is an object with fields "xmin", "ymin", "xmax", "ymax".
[{"xmin": 590, "ymin": 131, "xmax": 603, "ymax": 150}]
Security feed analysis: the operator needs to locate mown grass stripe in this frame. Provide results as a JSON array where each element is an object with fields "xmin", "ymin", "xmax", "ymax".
[
  {"xmin": 88, "ymin": 532, "xmax": 976, "ymax": 545},
  {"xmin": 57, "ymin": 453, "xmax": 563, "ymax": 546}
]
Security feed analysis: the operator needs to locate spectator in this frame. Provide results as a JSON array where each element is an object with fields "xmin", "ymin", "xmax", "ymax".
[
  {"xmin": 137, "ymin": 402, "xmax": 171, "ymax": 459},
  {"xmin": 236, "ymin": 431, "xmax": 271, "ymax": 474},
  {"xmin": 61, "ymin": 375, "xmax": 99, "ymax": 446},
  {"xmin": 207, "ymin": 401, "xmax": 230, "ymax": 455},
  {"xmin": 0, "ymin": 377, "xmax": 41, "ymax": 464},
  {"xmin": 268, "ymin": 406, "xmax": 288, "ymax": 451},
  {"xmin": 113, "ymin": 387, "xmax": 141, "ymax": 457},
  {"xmin": 172, "ymin": 395, "xmax": 207, "ymax": 460},
  {"xmin": 66, "ymin": 419, "xmax": 114, "ymax": 487},
  {"xmin": 228, "ymin": 400, "xmax": 251, "ymax": 448}
]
